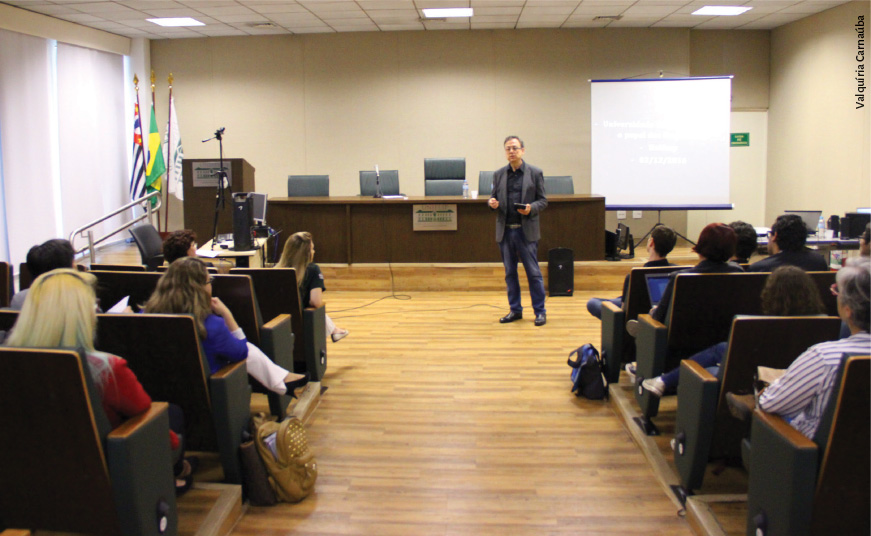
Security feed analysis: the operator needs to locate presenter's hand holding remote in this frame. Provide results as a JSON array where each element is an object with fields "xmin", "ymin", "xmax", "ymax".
[
  {"xmin": 488, "ymin": 198, "xmax": 499, "ymax": 209},
  {"xmin": 516, "ymin": 204, "xmax": 531, "ymax": 215}
]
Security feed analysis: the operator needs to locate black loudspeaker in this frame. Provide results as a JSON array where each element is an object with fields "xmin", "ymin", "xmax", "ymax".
[
  {"xmin": 605, "ymin": 230, "xmax": 619, "ymax": 261},
  {"xmin": 233, "ymin": 193, "xmax": 254, "ymax": 251},
  {"xmin": 828, "ymin": 215, "xmax": 840, "ymax": 238},
  {"xmin": 548, "ymin": 247, "xmax": 574, "ymax": 297}
]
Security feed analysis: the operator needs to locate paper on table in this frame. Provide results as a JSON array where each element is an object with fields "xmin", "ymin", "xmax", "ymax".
[
  {"xmin": 107, "ymin": 296, "xmax": 129, "ymax": 313},
  {"xmin": 198, "ymin": 249, "xmax": 219, "ymax": 258}
]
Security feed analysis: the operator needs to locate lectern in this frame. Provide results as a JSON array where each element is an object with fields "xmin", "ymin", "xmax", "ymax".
[{"xmin": 182, "ymin": 158, "xmax": 255, "ymax": 244}]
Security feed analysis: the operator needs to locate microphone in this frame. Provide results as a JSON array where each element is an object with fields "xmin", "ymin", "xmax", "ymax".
[
  {"xmin": 375, "ymin": 164, "xmax": 380, "ymax": 179},
  {"xmin": 373, "ymin": 164, "xmax": 382, "ymax": 199},
  {"xmin": 202, "ymin": 127, "xmax": 226, "ymax": 142}
]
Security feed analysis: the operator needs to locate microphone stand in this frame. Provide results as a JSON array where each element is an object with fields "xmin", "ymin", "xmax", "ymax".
[
  {"xmin": 373, "ymin": 164, "xmax": 383, "ymax": 199},
  {"xmin": 203, "ymin": 128, "xmax": 231, "ymax": 250}
]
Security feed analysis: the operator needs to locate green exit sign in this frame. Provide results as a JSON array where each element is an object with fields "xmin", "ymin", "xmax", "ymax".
[{"xmin": 731, "ymin": 133, "xmax": 750, "ymax": 147}]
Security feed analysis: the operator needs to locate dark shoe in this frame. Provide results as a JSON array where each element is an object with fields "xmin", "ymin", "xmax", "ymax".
[
  {"xmin": 285, "ymin": 374, "xmax": 309, "ymax": 399},
  {"xmin": 499, "ymin": 311, "xmax": 523, "ymax": 323},
  {"xmin": 534, "ymin": 313, "xmax": 546, "ymax": 326},
  {"xmin": 726, "ymin": 392, "xmax": 756, "ymax": 421}
]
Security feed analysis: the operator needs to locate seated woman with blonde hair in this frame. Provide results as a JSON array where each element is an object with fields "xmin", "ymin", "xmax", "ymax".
[
  {"xmin": 5, "ymin": 268, "xmax": 194, "ymax": 493},
  {"xmin": 276, "ymin": 231, "xmax": 349, "ymax": 343},
  {"xmin": 145, "ymin": 257, "xmax": 308, "ymax": 396}
]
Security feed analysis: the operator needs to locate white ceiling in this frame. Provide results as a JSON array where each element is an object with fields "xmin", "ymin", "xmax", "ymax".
[{"xmin": 1, "ymin": 0, "xmax": 853, "ymax": 39}]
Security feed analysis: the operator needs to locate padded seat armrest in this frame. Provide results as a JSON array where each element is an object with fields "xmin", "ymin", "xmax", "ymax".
[
  {"xmin": 746, "ymin": 409, "xmax": 818, "ymax": 536},
  {"xmin": 105, "ymin": 402, "xmax": 178, "ymax": 536},
  {"xmin": 303, "ymin": 305, "xmax": 327, "ymax": 381},
  {"xmin": 674, "ymin": 360, "xmax": 721, "ymax": 491},
  {"xmin": 601, "ymin": 301, "xmax": 626, "ymax": 384},
  {"xmin": 208, "ymin": 361, "xmax": 250, "ymax": 484},
  {"xmin": 259, "ymin": 314, "xmax": 296, "ymax": 417},
  {"xmin": 635, "ymin": 314, "xmax": 670, "ymax": 419}
]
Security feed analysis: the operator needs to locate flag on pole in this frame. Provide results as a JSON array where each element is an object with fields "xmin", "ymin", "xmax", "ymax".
[
  {"xmin": 129, "ymin": 102, "xmax": 146, "ymax": 201},
  {"xmin": 145, "ymin": 103, "xmax": 166, "ymax": 205},
  {"xmin": 164, "ymin": 95, "xmax": 184, "ymax": 201}
]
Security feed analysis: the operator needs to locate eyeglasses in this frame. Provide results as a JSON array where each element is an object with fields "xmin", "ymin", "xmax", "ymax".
[
  {"xmin": 505, "ymin": 146, "xmax": 522, "ymax": 152},
  {"xmin": 206, "ymin": 276, "xmax": 215, "ymax": 285},
  {"xmin": 830, "ymin": 283, "xmax": 839, "ymax": 297}
]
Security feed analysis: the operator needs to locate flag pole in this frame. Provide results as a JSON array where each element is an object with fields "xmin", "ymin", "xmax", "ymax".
[
  {"xmin": 134, "ymin": 74, "xmax": 144, "ymax": 217},
  {"xmin": 164, "ymin": 73, "xmax": 173, "ymax": 232},
  {"xmin": 150, "ymin": 70, "xmax": 161, "ymax": 231}
]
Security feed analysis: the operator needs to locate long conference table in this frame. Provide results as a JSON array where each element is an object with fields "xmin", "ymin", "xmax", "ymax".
[{"xmin": 267, "ymin": 195, "xmax": 605, "ymax": 264}]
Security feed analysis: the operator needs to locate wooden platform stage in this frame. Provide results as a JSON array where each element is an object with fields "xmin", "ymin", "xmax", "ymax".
[{"xmin": 80, "ymin": 241, "xmax": 749, "ymax": 536}]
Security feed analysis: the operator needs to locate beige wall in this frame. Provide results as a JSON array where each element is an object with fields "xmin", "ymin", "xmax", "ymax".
[
  {"xmin": 767, "ymin": 0, "xmax": 871, "ymax": 224},
  {"xmin": 152, "ymin": 28, "xmax": 773, "ymax": 233}
]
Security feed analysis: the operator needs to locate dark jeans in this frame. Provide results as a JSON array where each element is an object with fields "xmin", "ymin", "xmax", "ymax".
[
  {"xmin": 586, "ymin": 297, "xmax": 623, "ymax": 319},
  {"xmin": 499, "ymin": 227, "xmax": 546, "ymax": 315},
  {"xmin": 661, "ymin": 341, "xmax": 727, "ymax": 390}
]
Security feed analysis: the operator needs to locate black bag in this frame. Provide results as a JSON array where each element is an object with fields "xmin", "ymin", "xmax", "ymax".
[{"xmin": 568, "ymin": 343, "xmax": 609, "ymax": 400}]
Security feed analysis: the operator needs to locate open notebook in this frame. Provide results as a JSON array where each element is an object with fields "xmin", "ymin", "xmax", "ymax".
[{"xmin": 644, "ymin": 273, "xmax": 673, "ymax": 307}]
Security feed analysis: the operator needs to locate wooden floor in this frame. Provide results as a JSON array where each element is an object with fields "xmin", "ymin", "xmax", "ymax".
[{"xmin": 86, "ymin": 242, "xmax": 713, "ymax": 535}]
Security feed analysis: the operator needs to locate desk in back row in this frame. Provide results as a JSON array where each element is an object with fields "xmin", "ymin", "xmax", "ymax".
[{"xmin": 267, "ymin": 195, "xmax": 605, "ymax": 264}]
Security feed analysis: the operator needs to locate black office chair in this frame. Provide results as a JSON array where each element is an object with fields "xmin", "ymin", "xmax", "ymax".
[
  {"xmin": 478, "ymin": 171, "xmax": 495, "ymax": 196},
  {"xmin": 287, "ymin": 175, "xmax": 329, "ymax": 196},
  {"xmin": 424, "ymin": 158, "xmax": 465, "ymax": 196},
  {"xmin": 360, "ymin": 170, "xmax": 400, "ymax": 196},
  {"xmin": 544, "ymin": 175, "xmax": 574, "ymax": 194},
  {"xmin": 129, "ymin": 224, "xmax": 165, "ymax": 271}
]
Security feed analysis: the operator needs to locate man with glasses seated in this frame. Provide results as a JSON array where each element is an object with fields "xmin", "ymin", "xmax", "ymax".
[
  {"xmin": 748, "ymin": 214, "xmax": 828, "ymax": 272},
  {"xmin": 488, "ymin": 135, "xmax": 548, "ymax": 326}
]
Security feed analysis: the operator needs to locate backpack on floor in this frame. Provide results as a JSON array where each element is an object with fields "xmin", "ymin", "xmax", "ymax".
[
  {"xmin": 568, "ymin": 343, "xmax": 609, "ymax": 400},
  {"xmin": 250, "ymin": 412, "xmax": 318, "ymax": 503}
]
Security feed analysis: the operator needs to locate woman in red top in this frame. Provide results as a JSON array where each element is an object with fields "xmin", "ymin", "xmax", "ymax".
[{"xmin": 6, "ymin": 268, "xmax": 194, "ymax": 493}]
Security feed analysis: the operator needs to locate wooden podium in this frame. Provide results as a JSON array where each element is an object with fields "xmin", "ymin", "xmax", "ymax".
[{"xmin": 182, "ymin": 158, "xmax": 255, "ymax": 244}]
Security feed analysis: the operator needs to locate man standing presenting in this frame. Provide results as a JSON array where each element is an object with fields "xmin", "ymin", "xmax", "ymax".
[{"xmin": 488, "ymin": 136, "xmax": 548, "ymax": 326}]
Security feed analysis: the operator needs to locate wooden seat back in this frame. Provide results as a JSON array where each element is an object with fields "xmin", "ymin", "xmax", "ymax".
[
  {"xmin": 0, "ymin": 309, "xmax": 19, "ymax": 333},
  {"xmin": 210, "ymin": 274, "xmax": 263, "ymax": 346},
  {"xmin": 666, "ymin": 272, "xmax": 770, "ymax": 355},
  {"xmin": 0, "ymin": 261, "xmax": 12, "ymax": 307},
  {"xmin": 0, "ymin": 348, "xmax": 122, "ymax": 535},
  {"xmin": 807, "ymin": 271, "xmax": 837, "ymax": 316},
  {"xmin": 90, "ymin": 270, "xmax": 162, "ymax": 312},
  {"xmin": 810, "ymin": 355, "xmax": 870, "ymax": 535},
  {"xmin": 96, "ymin": 314, "xmax": 218, "ymax": 451},
  {"xmin": 90, "ymin": 263, "xmax": 147, "ymax": 272},
  {"xmin": 718, "ymin": 316, "xmax": 842, "ymax": 413}
]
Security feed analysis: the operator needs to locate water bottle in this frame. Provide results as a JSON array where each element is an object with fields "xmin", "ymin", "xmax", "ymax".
[
  {"xmin": 817, "ymin": 215, "xmax": 825, "ymax": 238},
  {"xmin": 462, "ymin": 179, "xmax": 470, "ymax": 199}
]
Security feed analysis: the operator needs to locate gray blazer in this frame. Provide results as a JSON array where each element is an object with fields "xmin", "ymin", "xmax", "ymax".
[{"xmin": 490, "ymin": 162, "xmax": 547, "ymax": 243}]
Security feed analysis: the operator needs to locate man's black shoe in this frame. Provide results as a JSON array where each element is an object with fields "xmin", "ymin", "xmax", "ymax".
[
  {"xmin": 499, "ymin": 311, "xmax": 523, "ymax": 323},
  {"xmin": 534, "ymin": 313, "xmax": 547, "ymax": 326}
]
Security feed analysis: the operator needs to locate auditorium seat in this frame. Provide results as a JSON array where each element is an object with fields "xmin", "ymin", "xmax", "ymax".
[
  {"xmin": 424, "ymin": 158, "xmax": 465, "ymax": 196},
  {"xmin": 360, "ymin": 169, "xmax": 400, "ymax": 196},
  {"xmin": 0, "ymin": 347, "xmax": 178, "ymax": 536},
  {"xmin": 600, "ymin": 265, "xmax": 685, "ymax": 383},
  {"xmin": 745, "ymin": 354, "xmax": 869, "ymax": 536},
  {"xmin": 671, "ymin": 315, "xmax": 841, "ymax": 494},
  {"xmin": 633, "ymin": 272, "xmax": 770, "ymax": 434},
  {"xmin": 287, "ymin": 175, "xmax": 329, "ymax": 197},
  {"xmin": 544, "ymin": 175, "xmax": 574, "ymax": 194},
  {"xmin": 96, "ymin": 313, "xmax": 251, "ymax": 485},
  {"xmin": 478, "ymin": 171, "xmax": 495, "ymax": 196}
]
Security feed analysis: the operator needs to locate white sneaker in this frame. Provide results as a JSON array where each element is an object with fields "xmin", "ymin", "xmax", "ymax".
[
  {"xmin": 641, "ymin": 377, "xmax": 666, "ymax": 397},
  {"xmin": 626, "ymin": 320, "xmax": 640, "ymax": 337},
  {"xmin": 624, "ymin": 362, "xmax": 637, "ymax": 382}
]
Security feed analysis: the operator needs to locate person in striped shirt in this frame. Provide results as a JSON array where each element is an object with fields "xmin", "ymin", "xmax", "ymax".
[{"xmin": 758, "ymin": 258, "xmax": 870, "ymax": 438}]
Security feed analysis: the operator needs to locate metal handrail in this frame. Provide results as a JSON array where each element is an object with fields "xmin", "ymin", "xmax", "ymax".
[{"xmin": 68, "ymin": 191, "xmax": 162, "ymax": 263}]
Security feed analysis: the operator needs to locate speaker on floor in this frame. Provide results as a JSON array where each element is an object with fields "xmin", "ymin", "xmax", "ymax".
[
  {"xmin": 233, "ymin": 192, "xmax": 254, "ymax": 251},
  {"xmin": 548, "ymin": 247, "xmax": 574, "ymax": 297}
]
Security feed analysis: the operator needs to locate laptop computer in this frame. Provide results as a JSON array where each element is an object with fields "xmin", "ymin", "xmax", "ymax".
[
  {"xmin": 644, "ymin": 273, "xmax": 673, "ymax": 307},
  {"xmin": 784, "ymin": 210, "xmax": 822, "ymax": 235}
]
